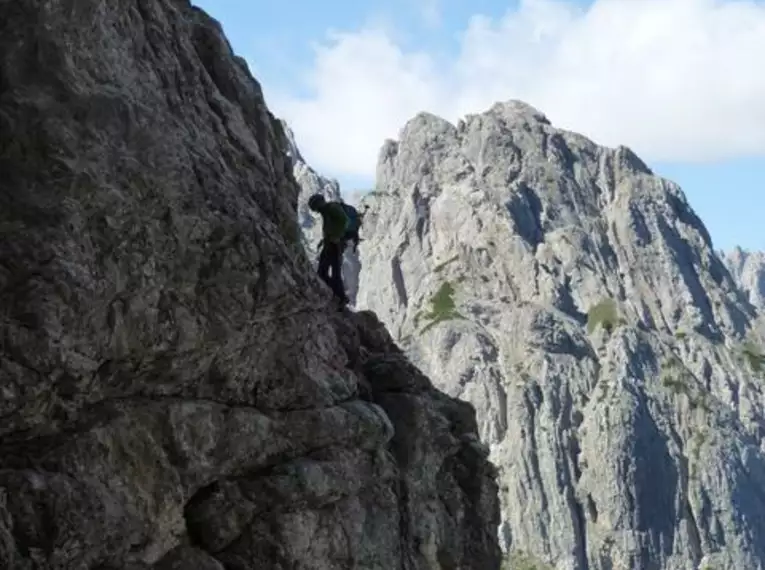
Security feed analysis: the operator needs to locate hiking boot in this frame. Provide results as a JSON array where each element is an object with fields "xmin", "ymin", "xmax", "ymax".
[{"xmin": 336, "ymin": 294, "xmax": 350, "ymax": 311}]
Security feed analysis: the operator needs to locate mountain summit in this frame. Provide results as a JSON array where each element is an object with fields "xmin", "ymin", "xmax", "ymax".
[{"xmin": 346, "ymin": 100, "xmax": 765, "ymax": 570}]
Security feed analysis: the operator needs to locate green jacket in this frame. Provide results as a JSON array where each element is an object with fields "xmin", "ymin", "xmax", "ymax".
[{"xmin": 319, "ymin": 202, "xmax": 349, "ymax": 243}]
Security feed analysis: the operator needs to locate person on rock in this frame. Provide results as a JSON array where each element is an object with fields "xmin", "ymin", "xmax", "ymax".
[{"xmin": 307, "ymin": 193, "xmax": 350, "ymax": 307}]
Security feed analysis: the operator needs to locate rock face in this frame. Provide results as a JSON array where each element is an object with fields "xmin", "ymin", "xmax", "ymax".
[
  {"xmin": 354, "ymin": 101, "xmax": 765, "ymax": 570},
  {"xmin": 723, "ymin": 246, "xmax": 765, "ymax": 311},
  {"xmin": 0, "ymin": 2, "xmax": 501, "ymax": 570},
  {"xmin": 284, "ymin": 121, "xmax": 363, "ymax": 304}
]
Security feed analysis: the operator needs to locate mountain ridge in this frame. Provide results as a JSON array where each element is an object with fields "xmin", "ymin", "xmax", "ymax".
[
  {"xmin": 0, "ymin": 2, "xmax": 501, "ymax": 569},
  {"xmin": 290, "ymin": 99, "xmax": 765, "ymax": 570}
]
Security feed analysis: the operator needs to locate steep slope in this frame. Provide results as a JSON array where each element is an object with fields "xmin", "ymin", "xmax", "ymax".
[
  {"xmin": 355, "ymin": 101, "xmax": 765, "ymax": 570},
  {"xmin": 283, "ymin": 120, "xmax": 362, "ymax": 303},
  {"xmin": 0, "ymin": 2, "xmax": 501, "ymax": 569},
  {"xmin": 723, "ymin": 247, "xmax": 765, "ymax": 311}
]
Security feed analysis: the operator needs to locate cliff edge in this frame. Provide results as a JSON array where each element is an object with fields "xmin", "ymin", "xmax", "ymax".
[{"xmin": 0, "ymin": 2, "xmax": 501, "ymax": 569}]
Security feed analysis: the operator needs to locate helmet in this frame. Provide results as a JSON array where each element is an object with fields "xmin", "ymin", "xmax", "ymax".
[{"xmin": 308, "ymin": 193, "xmax": 326, "ymax": 211}]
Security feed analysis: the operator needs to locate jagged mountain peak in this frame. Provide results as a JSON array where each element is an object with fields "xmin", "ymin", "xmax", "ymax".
[
  {"xmin": 724, "ymin": 245, "xmax": 765, "ymax": 267},
  {"xmin": 378, "ymin": 100, "xmax": 552, "ymax": 187},
  {"xmin": 484, "ymin": 99, "xmax": 551, "ymax": 125},
  {"xmin": 361, "ymin": 102, "xmax": 751, "ymax": 343},
  {"xmin": 723, "ymin": 246, "xmax": 765, "ymax": 311},
  {"xmin": 376, "ymin": 100, "xmax": 666, "ymax": 225},
  {"xmin": 352, "ymin": 101, "xmax": 765, "ymax": 569}
]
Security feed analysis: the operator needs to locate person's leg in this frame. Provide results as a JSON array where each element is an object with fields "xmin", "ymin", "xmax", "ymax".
[
  {"xmin": 328, "ymin": 241, "xmax": 348, "ymax": 302},
  {"xmin": 317, "ymin": 242, "xmax": 331, "ymax": 286}
]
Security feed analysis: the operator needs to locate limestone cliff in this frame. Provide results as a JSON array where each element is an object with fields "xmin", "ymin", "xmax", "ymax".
[
  {"xmin": 351, "ymin": 101, "xmax": 765, "ymax": 570},
  {"xmin": 0, "ymin": 2, "xmax": 501, "ymax": 569},
  {"xmin": 723, "ymin": 246, "xmax": 765, "ymax": 311}
]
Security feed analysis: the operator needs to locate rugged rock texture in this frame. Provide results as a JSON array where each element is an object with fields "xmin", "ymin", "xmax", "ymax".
[
  {"xmin": 284, "ymin": 121, "xmax": 362, "ymax": 304},
  {"xmin": 723, "ymin": 246, "xmax": 765, "ymax": 311},
  {"xmin": 0, "ymin": 2, "xmax": 501, "ymax": 569},
  {"xmin": 353, "ymin": 101, "xmax": 765, "ymax": 570}
]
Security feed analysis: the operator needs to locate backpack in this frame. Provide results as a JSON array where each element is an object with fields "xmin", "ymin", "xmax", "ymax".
[
  {"xmin": 341, "ymin": 204, "xmax": 360, "ymax": 232},
  {"xmin": 339, "ymin": 203, "xmax": 363, "ymax": 249}
]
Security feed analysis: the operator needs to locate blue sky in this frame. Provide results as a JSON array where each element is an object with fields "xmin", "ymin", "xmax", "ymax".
[{"xmin": 193, "ymin": 0, "xmax": 765, "ymax": 252}]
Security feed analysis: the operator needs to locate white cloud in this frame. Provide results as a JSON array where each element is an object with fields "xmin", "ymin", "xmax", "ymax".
[{"xmin": 268, "ymin": 0, "xmax": 765, "ymax": 180}]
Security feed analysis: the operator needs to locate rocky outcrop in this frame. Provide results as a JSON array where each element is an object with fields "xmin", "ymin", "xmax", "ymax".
[
  {"xmin": 354, "ymin": 101, "xmax": 765, "ymax": 570},
  {"xmin": 723, "ymin": 246, "xmax": 765, "ymax": 311},
  {"xmin": 0, "ymin": 2, "xmax": 501, "ymax": 569}
]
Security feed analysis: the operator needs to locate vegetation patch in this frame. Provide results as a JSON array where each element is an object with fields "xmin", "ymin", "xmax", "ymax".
[
  {"xmin": 594, "ymin": 383, "xmax": 609, "ymax": 404},
  {"xmin": 657, "ymin": 360, "xmax": 712, "ymax": 414},
  {"xmin": 661, "ymin": 354, "xmax": 710, "ymax": 411},
  {"xmin": 699, "ymin": 559, "xmax": 720, "ymax": 570},
  {"xmin": 661, "ymin": 375, "xmax": 689, "ymax": 395},
  {"xmin": 689, "ymin": 428, "xmax": 708, "ymax": 464},
  {"xmin": 740, "ymin": 340, "xmax": 765, "ymax": 376},
  {"xmin": 515, "ymin": 371, "xmax": 534, "ymax": 388},
  {"xmin": 674, "ymin": 330, "xmax": 687, "ymax": 340},
  {"xmin": 502, "ymin": 552, "xmax": 553, "ymax": 570},
  {"xmin": 586, "ymin": 298, "xmax": 623, "ymax": 334},
  {"xmin": 661, "ymin": 355, "xmax": 685, "ymax": 389},
  {"xmin": 414, "ymin": 281, "xmax": 465, "ymax": 333}
]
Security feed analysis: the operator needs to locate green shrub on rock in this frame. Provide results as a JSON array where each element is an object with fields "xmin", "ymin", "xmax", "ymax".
[{"xmin": 586, "ymin": 298, "xmax": 623, "ymax": 334}]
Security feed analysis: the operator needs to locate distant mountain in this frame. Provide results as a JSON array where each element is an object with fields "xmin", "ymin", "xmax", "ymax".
[
  {"xmin": 336, "ymin": 100, "xmax": 765, "ymax": 570},
  {"xmin": 722, "ymin": 246, "xmax": 765, "ymax": 311}
]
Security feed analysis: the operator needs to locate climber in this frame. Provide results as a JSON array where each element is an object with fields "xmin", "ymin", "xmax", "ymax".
[
  {"xmin": 307, "ymin": 193, "xmax": 350, "ymax": 307},
  {"xmin": 341, "ymin": 202, "xmax": 368, "ymax": 253}
]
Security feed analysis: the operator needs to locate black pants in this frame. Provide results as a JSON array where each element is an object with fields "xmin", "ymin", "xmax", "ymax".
[{"xmin": 318, "ymin": 240, "xmax": 347, "ymax": 301}]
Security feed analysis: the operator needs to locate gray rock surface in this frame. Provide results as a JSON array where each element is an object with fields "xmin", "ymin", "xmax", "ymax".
[
  {"xmin": 0, "ymin": 2, "xmax": 501, "ymax": 569},
  {"xmin": 353, "ymin": 100, "xmax": 765, "ymax": 570},
  {"xmin": 723, "ymin": 246, "xmax": 765, "ymax": 311}
]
